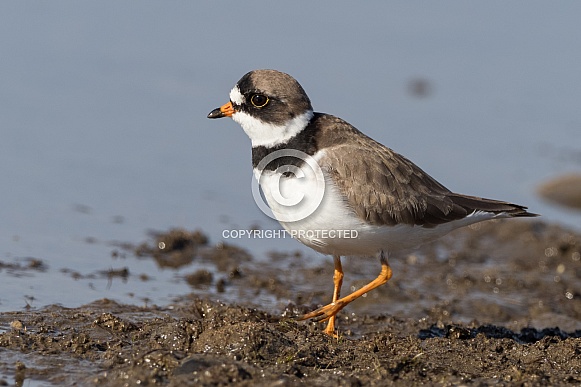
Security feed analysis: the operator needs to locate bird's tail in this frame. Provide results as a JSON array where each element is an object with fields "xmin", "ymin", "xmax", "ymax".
[{"xmin": 449, "ymin": 194, "xmax": 539, "ymax": 217}]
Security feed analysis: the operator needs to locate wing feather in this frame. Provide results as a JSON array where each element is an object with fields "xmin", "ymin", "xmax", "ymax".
[{"xmin": 311, "ymin": 114, "xmax": 535, "ymax": 227}]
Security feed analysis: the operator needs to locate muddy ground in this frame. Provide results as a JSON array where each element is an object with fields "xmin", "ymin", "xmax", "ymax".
[{"xmin": 1, "ymin": 219, "xmax": 581, "ymax": 386}]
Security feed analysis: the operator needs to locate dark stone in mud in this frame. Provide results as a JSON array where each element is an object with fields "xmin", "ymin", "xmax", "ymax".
[
  {"xmin": 419, "ymin": 324, "xmax": 581, "ymax": 343},
  {"xmin": 174, "ymin": 354, "xmax": 253, "ymax": 384}
]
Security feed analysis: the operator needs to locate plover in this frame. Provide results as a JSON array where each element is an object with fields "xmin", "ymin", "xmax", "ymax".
[{"xmin": 208, "ymin": 69, "xmax": 537, "ymax": 336}]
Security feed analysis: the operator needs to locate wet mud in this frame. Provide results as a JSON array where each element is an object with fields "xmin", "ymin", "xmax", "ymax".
[{"xmin": 2, "ymin": 219, "xmax": 581, "ymax": 386}]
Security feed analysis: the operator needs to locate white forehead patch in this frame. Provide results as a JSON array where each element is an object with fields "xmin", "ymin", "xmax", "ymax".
[
  {"xmin": 232, "ymin": 110, "xmax": 314, "ymax": 148},
  {"xmin": 229, "ymin": 85, "xmax": 244, "ymax": 105}
]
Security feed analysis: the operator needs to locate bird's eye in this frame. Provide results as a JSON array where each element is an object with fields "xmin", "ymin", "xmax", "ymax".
[{"xmin": 250, "ymin": 94, "xmax": 269, "ymax": 108}]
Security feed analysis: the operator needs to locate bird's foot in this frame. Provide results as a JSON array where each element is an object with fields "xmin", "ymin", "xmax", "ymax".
[{"xmin": 299, "ymin": 300, "xmax": 346, "ymax": 323}]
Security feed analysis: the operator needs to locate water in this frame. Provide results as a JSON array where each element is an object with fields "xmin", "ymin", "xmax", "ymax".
[{"xmin": 1, "ymin": 1, "xmax": 580, "ymax": 312}]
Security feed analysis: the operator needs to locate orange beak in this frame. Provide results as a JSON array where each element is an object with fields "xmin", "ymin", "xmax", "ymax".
[{"xmin": 207, "ymin": 101, "xmax": 235, "ymax": 119}]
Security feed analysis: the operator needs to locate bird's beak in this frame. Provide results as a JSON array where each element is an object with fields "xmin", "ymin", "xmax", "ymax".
[{"xmin": 207, "ymin": 101, "xmax": 235, "ymax": 119}]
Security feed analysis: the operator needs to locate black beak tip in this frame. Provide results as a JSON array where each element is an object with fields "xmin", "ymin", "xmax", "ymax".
[{"xmin": 207, "ymin": 108, "xmax": 224, "ymax": 119}]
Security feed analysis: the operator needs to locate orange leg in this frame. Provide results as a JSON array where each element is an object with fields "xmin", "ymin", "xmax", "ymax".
[
  {"xmin": 323, "ymin": 255, "xmax": 343, "ymax": 336},
  {"xmin": 300, "ymin": 252, "xmax": 392, "ymax": 332}
]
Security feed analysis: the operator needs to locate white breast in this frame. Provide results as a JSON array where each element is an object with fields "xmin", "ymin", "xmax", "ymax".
[{"xmin": 255, "ymin": 150, "xmax": 501, "ymax": 257}]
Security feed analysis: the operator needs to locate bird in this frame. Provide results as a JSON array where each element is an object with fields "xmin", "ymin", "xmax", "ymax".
[{"xmin": 207, "ymin": 69, "xmax": 538, "ymax": 337}]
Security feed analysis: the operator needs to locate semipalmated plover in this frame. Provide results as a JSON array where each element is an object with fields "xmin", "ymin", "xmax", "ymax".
[{"xmin": 208, "ymin": 69, "xmax": 537, "ymax": 336}]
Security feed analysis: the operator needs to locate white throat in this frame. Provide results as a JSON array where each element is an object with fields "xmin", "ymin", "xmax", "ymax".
[
  {"xmin": 232, "ymin": 110, "xmax": 314, "ymax": 148},
  {"xmin": 228, "ymin": 84, "xmax": 313, "ymax": 147}
]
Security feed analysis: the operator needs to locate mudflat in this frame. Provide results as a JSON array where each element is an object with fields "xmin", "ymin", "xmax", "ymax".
[{"xmin": 1, "ymin": 219, "xmax": 580, "ymax": 386}]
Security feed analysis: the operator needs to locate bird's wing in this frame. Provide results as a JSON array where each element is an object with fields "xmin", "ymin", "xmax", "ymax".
[{"xmin": 320, "ymin": 136, "xmax": 532, "ymax": 227}]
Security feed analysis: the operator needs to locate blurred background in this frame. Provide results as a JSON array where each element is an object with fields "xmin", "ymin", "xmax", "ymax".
[{"xmin": 1, "ymin": 1, "xmax": 580, "ymax": 311}]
